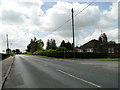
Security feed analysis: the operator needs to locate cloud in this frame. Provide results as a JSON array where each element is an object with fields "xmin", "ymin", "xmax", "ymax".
[
  {"xmin": 40, "ymin": 1, "xmax": 118, "ymax": 47},
  {"xmin": 0, "ymin": 0, "xmax": 118, "ymax": 52},
  {"xmin": 39, "ymin": 1, "xmax": 117, "ymax": 33},
  {"xmin": 1, "ymin": 9, "xmax": 25, "ymax": 24},
  {"xmin": 0, "ymin": 0, "xmax": 43, "ymax": 25},
  {"xmin": 103, "ymin": 2, "xmax": 118, "ymax": 20},
  {"xmin": 0, "ymin": 24, "xmax": 35, "ymax": 52}
]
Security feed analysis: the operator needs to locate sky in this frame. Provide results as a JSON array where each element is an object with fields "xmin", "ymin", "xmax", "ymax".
[{"xmin": 0, "ymin": 0, "xmax": 119, "ymax": 53}]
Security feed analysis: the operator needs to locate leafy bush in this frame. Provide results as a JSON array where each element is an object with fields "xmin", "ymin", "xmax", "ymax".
[
  {"xmin": 56, "ymin": 47, "xmax": 67, "ymax": 52},
  {"xmin": 32, "ymin": 50, "xmax": 108, "ymax": 58},
  {"xmin": 10, "ymin": 52, "xmax": 15, "ymax": 56}
]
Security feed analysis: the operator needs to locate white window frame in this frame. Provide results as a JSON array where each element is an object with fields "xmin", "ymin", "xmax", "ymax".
[
  {"xmin": 87, "ymin": 49, "xmax": 93, "ymax": 52},
  {"xmin": 108, "ymin": 48, "xmax": 114, "ymax": 53}
]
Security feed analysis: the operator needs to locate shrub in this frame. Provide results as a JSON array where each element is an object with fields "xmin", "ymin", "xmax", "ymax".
[
  {"xmin": 32, "ymin": 50, "xmax": 108, "ymax": 58},
  {"xmin": 56, "ymin": 47, "xmax": 67, "ymax": 52}
]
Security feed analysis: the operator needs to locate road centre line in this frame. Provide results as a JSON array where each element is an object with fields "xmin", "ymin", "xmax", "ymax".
[{"xmin": 56, "ymin": 69, "xmax": 101, "ymax": 88}]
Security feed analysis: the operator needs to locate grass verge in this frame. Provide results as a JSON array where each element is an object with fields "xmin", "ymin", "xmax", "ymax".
[{"xmin": 24, "ymin": 54, "xmax": 120, "ymax": 61}]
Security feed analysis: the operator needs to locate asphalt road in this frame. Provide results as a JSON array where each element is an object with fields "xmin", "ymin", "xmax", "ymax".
[{"xmin": 3, "ymin": 55, "xmax": 118, "ymax": 88}]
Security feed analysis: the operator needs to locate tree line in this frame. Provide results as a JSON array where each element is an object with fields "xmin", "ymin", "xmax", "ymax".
[
  {"xmin": 26, "ymin": 33, "xmax": 116, "ymax": 53},
  {"xmin": 26, "ymin": 37, "xmax": 74, "ymax": 53}
]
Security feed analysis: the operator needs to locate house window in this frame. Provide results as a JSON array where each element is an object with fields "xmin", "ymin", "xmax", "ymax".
[
  {"xmin": 79, "ymin": 49, "xmax": 83, "ymax": 52},
  {"xmin": 108, "ymin": 48, "xmax": 114, "ymax": 53},
  {"xmin": 87, "ymin": 49, "xmax": 93, "ymax": 52}
]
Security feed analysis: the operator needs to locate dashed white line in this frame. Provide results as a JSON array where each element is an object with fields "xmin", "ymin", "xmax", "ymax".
[{"xmin": 56, "ymin": 69, "xmax": 101, "ymax": 88}]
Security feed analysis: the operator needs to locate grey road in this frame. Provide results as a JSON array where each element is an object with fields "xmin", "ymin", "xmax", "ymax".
[{"xmin": 3, "ymin": 55, "xmax": 118, "ymax": 88}]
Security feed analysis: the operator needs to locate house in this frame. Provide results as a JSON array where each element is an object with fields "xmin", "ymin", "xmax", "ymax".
[
  {"xmin": 78, "ymin": 39, "xmax": 120, "ymax": 58},
  {"xmin": 78, "ymin": 39, "xmax": 100, "ymax": 52},
  {"xmin": 103, "ymin": 44, "xmax": 120, "ymax": 58}
]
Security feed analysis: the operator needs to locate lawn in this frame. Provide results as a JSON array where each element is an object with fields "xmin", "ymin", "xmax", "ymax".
[{"xmin": 66, "ymin": 58, "xmax": 120, "ymax": 61}]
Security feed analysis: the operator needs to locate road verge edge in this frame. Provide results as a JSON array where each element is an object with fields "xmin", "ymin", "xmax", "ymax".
[{"xmin": 1, "ymin": 56, "xmax": 15, "ymax": 90}]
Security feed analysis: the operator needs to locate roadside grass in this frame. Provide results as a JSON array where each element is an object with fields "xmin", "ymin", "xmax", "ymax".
[
  {"xmin": 65, "ymin": 58, "xmax": 120, "ymax": 61},
  {"xmin": 24, "ymin": 54, "xmax": 120, "ymax": 61}
]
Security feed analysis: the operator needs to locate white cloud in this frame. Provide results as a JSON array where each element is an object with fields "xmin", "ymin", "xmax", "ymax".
[
  {"xmin": 103, "ymin": 2, "xmax": 118, "ymax": 20},
  {"xmin": 1, "ymin": 9, "xmax": 25, "ymax": 24},
  {"xmin": 0, "ymin": 0, "xmax": 118, "ymax": 52},
  {"xmin": 0, "ymin": 24, "xmax": 35, "ymax": 52}
]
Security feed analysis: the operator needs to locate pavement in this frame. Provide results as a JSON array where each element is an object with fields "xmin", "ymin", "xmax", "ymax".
[
  {"xmin": 0, "ymin": 56, "xmax": 14, "ymax": 90},
  {"xmin": 2, "ymin": 55, "xmax": 118, "ymax": 88}
]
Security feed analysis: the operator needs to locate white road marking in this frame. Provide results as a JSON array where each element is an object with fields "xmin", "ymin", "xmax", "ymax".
[
  {"xmin": 81, "ymin": 63, "xmax": 93, "ymax": 65},
  {"xmin": 56, "ymin": 69, "xmax": 101, "ymax": 88}
]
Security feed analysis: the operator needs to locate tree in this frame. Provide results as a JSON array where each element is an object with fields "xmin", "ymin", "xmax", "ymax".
[
  {"xmin": 12, "ymin": 50, "xmax": 16, "ymax": 53},
  {"xmin": 102, "ymin": 33, "xmax": 107, "ymax": 45},
  {"xmin": 16, "ymin": 49, "xmax": 20, "ymax": 54},
  {"xmin": 60, "ymin": 40, "xmax": 72, "ymax": 50},
  {"xmin": 26, "ymin": 37, "xmax": 44, "ymax": 52},
  {"xmin": 46, "ymin": 39, "xmax": 57, "ymax": 50},
  {"xmin": 66, "ymin": 41, "xmax": 72, "ymax": 50},
  {"xmin": 26, "ymin": 43, "xmax": 31, "ymax": 52},
  {"xmin": 6, "ymin": 48, "xmax": 11, "ymax": 55},
  {"xmin": 37, "ymin": 39, "xmax": 44, "ymax": 50},
  {"xmin": 46, "ymin": 39, "xmax": 50, "ymax": 50},
  {"xmin": 31, "ymin": 37, "xmax": 38, "ymax": 52},
  {"xmin": 60, "ymin": 40, "xmax": 66, "ymax": 47},
  {"xmin": 51, "ymin": 39, "xmax": 57, "ymax": 49},
  {"xmin": 108, "ymin": 40, "xmax": 116, "ymax": 44},
  {"xmin": 98, "ymin": 36, "xmax": 102, "ymax": 44}
]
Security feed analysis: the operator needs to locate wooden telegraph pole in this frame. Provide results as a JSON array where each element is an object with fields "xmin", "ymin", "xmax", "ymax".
[
  {"xmin": 71, "ymin": 8, "xmax": 75, "ymax": 51},
  {"xmin": 6, "ymin": 34, "xmax": 9, "ymax": 49}
]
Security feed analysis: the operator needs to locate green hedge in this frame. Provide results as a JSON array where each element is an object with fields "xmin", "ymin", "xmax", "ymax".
[
  {"xmin": 1, "ymin": 53, "xmax": 9, "ymax": 60},
  {"xmin": 33, "ymin": 50, "xmax": 108, "ymax": 58}
]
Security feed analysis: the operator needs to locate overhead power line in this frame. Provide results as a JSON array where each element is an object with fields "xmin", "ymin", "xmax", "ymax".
[
  {"xmin": 51, "ymin": 0, "xmax": 95, "ymax": 34},
  {"xmin": 74, "ymin": 0, "xmax": 95, "ymax": 17}
]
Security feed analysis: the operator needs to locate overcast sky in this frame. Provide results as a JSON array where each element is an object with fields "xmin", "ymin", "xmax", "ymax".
[{"xmin": 0, "ymin": 0, "xmax": 119, "ymax": 52}]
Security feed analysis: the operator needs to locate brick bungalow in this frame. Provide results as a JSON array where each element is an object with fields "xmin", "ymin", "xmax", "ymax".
[{"xmin": 78, "ymin": 39, "xmax": 120, "ymax": 58}]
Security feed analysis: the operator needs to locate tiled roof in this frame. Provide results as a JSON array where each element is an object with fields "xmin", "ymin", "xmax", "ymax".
[
  {"xmin": 104, "ymin": 43, "xmax": 120, "ymax": 49},
  {"xmin": 79, "ymin": 39, "xmax": 100, "ymax": 49}
]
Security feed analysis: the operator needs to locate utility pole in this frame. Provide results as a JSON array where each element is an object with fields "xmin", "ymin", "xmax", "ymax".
[
  {"xmin": 6, "ymin": 34, "xmax": 9, "ymax": 49},
  {"xmin": 71, "ymin": 8, "xmax": 75, "ymax": 51}
]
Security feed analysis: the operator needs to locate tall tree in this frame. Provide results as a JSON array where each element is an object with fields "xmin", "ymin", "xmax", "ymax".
[
  {"xmin": 66, "ymin": 41, "xmax": 72, "ymax": 50},
  {"xmin": 26, "ymin": 43, "xmax": 31, "ymax": 52},
  {"xmin": 37, "ymin": 39, "xmax": 44, "ymax": 50},
  {"xmin": 26, "ymin": 37, "xmax": 44, "ymax": 52},
  {"xmin": 30, "ymin": 37, "xmax": 38, "ymax": 52},
  {"xmin": 46, "ymin": 39, "xmax": 50, "ymax": 50},
  {"xmin": 98, "ymin": 36, "xmax": 102, "ymax": 44},
  {"xmin": 60, "ymin": 40, "xmax": 72, "ymax": 50},
  {"xmin": 60, "ymin": 40, "xmax": 66, "ymax": 47},
  {"xmin": 51, "ymin": 39, "xmax": 57, "ymax": 49},
  {"xmin": 16, "ymin": 49, "xmax": 20, "ymax": 54},
  {"xmin": 46, "ymin": 39, "xmax": 57, "ymax": 50},
  {"xmin": 108, "ymin": 40, "xmax": 116, "ymax": 44},
  {"xmin": 102, "ymin": 33, "xmax": 107, "ymax": 45}
]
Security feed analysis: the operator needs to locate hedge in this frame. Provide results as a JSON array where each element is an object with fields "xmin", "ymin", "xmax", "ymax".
[
  {"xmin": 0, "ymin": 53, "xmax": 9, "ymax": 60},
  {"xmin": 33, "ymin": 50, "xmax": 108, "ymax": 58}
]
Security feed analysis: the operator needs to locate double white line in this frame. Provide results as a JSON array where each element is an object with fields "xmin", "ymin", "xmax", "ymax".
[{"xmin": 56, "ymin": 69, "xmax": 101, "ymax": 88}]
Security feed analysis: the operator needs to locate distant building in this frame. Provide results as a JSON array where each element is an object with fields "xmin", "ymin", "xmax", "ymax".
[
  {"xmin": 103, "ymin": 44, "xmax": 120, "ymax": 58},
  {"xmin": 78, "ymin": 39, "xmax": 99, "ymax": 53},
  {"xmin": 78, "ymin": 39, "xmax": 120, "ymax": 58}
]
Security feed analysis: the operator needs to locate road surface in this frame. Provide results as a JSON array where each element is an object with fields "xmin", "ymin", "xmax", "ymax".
[{"xmin": 3, "ymin": 55, "xmax": 118, "ymax": 88}]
